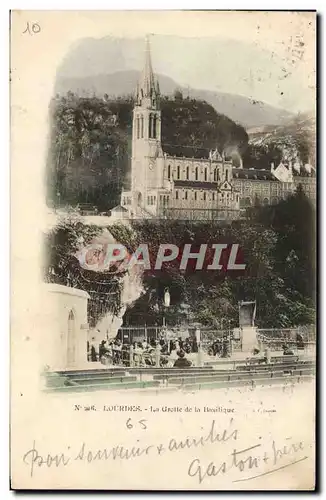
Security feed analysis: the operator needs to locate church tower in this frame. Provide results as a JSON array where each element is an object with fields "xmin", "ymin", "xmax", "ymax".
[{"xmin": 131, "ymin": 36, "xmax": 162, "ymax": 208}]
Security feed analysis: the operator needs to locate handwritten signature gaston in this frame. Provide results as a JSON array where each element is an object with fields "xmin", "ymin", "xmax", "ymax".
[{"xmin": 22, "ymin": 418, "xmax": 308, "ymax": 483}]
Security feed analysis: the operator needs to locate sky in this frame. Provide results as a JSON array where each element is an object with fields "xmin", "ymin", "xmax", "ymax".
[{"xmin": 56, "ymin": 11, "xmax": 316, "ymax": 113}]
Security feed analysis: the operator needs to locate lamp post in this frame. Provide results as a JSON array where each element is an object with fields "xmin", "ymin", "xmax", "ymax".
[
  {"xmin": 162, "ymin": 288, "xmax": 170, "ymax": 356},
  {"xmin": 195, "ymin": 327, "xmax": 203, "ymax": 367},
  {"xmin": 228, "ymin": 319, "xmax": 232, "ymax": 356}
]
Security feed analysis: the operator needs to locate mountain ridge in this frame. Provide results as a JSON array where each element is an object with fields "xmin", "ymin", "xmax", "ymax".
[{"xmin": 54, "ymin": 69, "xmax": 293, "ymax": 129}]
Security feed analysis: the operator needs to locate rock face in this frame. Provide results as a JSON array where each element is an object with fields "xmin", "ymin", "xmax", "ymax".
[
  {"xmin": 75, "ymin": 226, "xmax": 144, "ymax": 343},
  {"xmin": 247, "ymin": 113, "xmax": 316, "ymax": 168}
]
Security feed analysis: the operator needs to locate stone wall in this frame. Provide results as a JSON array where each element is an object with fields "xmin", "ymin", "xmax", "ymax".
[{"xmin": 43, "ymin": 284, "xmax": 90, "ymax": 370}]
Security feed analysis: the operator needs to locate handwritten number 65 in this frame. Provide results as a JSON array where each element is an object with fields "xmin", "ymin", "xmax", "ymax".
[{"xmin": 126, "ymin": 418, "xmax": 147, "ymax": 430}]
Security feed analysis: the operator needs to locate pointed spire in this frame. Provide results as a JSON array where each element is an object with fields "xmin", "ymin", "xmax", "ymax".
[{"xmin": 137, "ymin": 35, "xmax": 158, "ymax": 100}]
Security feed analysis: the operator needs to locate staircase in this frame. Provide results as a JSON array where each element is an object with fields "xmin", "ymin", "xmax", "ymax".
[{"xmin": 133, "ymin": 205, "xmax": 154, "ymax": 219}]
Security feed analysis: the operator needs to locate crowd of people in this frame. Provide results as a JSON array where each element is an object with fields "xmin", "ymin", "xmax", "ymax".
[
  {"xmin": 87, "ymin": 336, "xmax": 199, "ymax": 368},
  {"xmin": 207, "ymin": 336, "xmax": 232, "ymax": 358},
  {"xmin": 87, "ymin": 330, "xmax": 306, "ymax": 368}
]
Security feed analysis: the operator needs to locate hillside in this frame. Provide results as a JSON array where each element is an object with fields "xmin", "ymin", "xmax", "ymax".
[
  {"xmin": 243, "ymin": 112, "xmax": 316, "ymax": 169},
  {"xmin": 55, "ymin": 70, "xmax": 293, "ymax": 129}
]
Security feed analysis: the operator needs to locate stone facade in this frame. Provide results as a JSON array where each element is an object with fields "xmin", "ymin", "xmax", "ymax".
[{"xmin": 233, "ymin": 168, "xmax": 316, "ymax": 208}]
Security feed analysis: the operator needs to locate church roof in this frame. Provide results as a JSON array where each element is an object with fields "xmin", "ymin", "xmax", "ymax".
[
  {"xmin": 232, "ymin": 168, "xmax": 277, "ymax": 181},
  {"xmin": 111, "ymin": 205, "xmax": 128, "ymax": 212},
  {"xmin": 163, "ymin": 145, "xmax": 233, "ymax": 162},
  {"xmin": 163, "ymin": 145, "xmax": 210, "ymax": 160},
  {"xmin": 174, "ymin": 180, "xmax": 218, "ymax": 190}
]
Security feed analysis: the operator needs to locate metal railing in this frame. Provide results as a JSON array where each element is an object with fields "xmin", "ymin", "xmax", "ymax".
[
  {"xmin": 257, "ymin": 325, "xmax": 316, "ymax": 354},
  {"xmin": 113, "ymin": 325, "xmax": 316, "ymax": 358},
  {"xmin": 162, "ymin": 208, "xmax": 241, "ymax": 221},
  {"xmin": 116, "ymin": 326, "xmax": 165, "ymax": 344}
]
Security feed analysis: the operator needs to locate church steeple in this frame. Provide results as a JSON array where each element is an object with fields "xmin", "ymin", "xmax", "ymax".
[{"xmin": 136, "ymin": 36, "xmax": 160, "ymax": 108}]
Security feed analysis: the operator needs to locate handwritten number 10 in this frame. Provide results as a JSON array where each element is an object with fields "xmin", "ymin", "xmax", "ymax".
[
  {"xmin": 126, "ymin": 418, "xmax": 147, "ymax": 430},
  {"xmin": 23, "ymin": 22, "xmax": 41, "ymax": 35}
]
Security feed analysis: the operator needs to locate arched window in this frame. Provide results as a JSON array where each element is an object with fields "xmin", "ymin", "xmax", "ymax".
[
  {"xmin": 186, "ymin": 166, "xmax": 189, "ymax": 179},
  {"xmin": 203, "ymin": 192, "xmax": 206, "ymax": 201},
  {"xmin": 263, "ymin": 198, "xmax": 269, "ymax": 206},
  {"xmin": 176, "ymin": 190, "xmax": 179, "ymax": 200},
  {"xmin": 194, "ymin": 191, "xmax": 197, "ymax": 201},
  {"xmin": 167, "ymin": 164, "xmax": 171, "ymax": 179},
  {"xmin": 148, "ymin": 114, "xmax": 153, "ymax": 138},
  {"xmin": 136, "ymin": 116, "xmax": 140, "ymax": 139},
  {"xmin": 67, "ymin": 310, "xmax": 76, "ymax": 366},
  {"xmin": 195, "ymin": 167, "xmax": 198, "ymax": 180},
  {"xmin": 140, "ymin": 115, "xmax": 144, "ymax": 138},
  {"xmin": 185, "ymin": 191, "xmax": 188, "ymax": 200},
  {"xmin": 212, "ymin": 193, "xmax": 215, "ymax": 201},
  {"xmin": 214, "ymin": 168, "xmax": 220, "ymax": 182},
  {"xmin": 225, "ymin": 170, "xmax": 229, "ymax": 182},
  {"xmin": 177, "ymin": 165, "xmax": 180, "ymax": 179},
  {"xmin": 153, "ymin": 115, "xmax": 157, "ymax": 139},
  {"xmin": 204, "ymin": 168, "xmax": 207, "ymax": 181}
]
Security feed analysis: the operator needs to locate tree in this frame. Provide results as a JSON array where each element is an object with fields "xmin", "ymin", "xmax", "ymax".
[
  {"xmin": 46, "ymin": 93, "xmax": 132, "ymax": 210},
  {"xmin": 174, "ymin": 89, "xmax": 183, "ymax": 101},
  {"xmin": 161, "ymin": 96, "xmax": 248, "ymax": 158}
]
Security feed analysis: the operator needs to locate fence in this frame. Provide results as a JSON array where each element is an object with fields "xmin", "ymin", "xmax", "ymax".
[
  {"xmin": 117, "ymin": 326, "xmax": 236, "ymax": 344},
  {"xmin": 116, "ymin": 326, "xmax": 165, "ymax": 344},
  {"xmin": 257, "ymin": 327, "xmax": 315, "ymax": 340},
  {"xmin": 162, "ymin": 208, "xmax": 241, "ymax": 221},
  {"xmin": 115, "ymin": 325, "xmax": 316, "ymax": 355},
  {"xmin": 257, "ymin": 326, "xmax": 316, "ymax": 355}
]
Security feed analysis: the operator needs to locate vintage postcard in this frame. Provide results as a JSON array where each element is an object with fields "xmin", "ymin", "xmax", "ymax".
[{"xmin": 10, "ymin": 10, "xmax": 316, "ymax": 490}]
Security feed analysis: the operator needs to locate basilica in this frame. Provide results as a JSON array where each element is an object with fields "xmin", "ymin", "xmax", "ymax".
[{"xmin": 119, "ymin": 38, "xmax": 316, "ymax": 221}]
